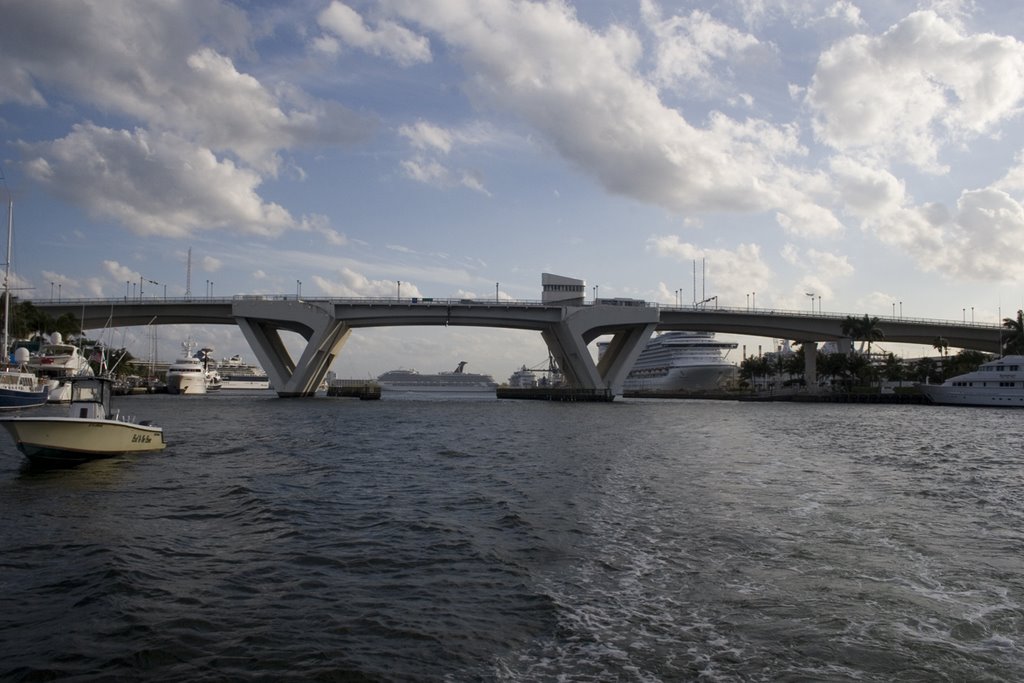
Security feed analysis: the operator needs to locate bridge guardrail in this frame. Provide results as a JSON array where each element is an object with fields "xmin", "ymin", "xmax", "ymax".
[{"xmin": 28, "ymin": 296, "xmax": 1003, "ymax": 329}]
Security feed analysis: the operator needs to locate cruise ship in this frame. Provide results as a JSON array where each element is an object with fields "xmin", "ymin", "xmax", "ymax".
[
  {"xmin": 377, "ymin": 362, "xmax": 497, "ymax": 393},
  {"xmin": 600, "ymin": 331, "xmax": 738, "ymax": 392}
]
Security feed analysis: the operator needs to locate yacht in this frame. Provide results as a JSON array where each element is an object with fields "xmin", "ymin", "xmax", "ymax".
[
  {"xmin": 507, "ymin": 365, "xmax": 538, "ymax": 388},
  {"xmin": 377, "ymin": 361, "xmax": 497, "ymax": 392},
  {"xmin": 28, "ymin": 332, "xmax": 94, "ymax": 402},
  {"xmin": 213, "ymin": 354, "xmax": 271, "ymax": 390},
  {"xmin": 919, "ymin": 355, "xmax": 1024, "ymax": 407},
  {"xmin": 599, "ymin": 331, "xmax": 738, "ymax": 392},
  {"xmin": 166, "ymin": 340, "xmax": 207, "ymax": 395}
]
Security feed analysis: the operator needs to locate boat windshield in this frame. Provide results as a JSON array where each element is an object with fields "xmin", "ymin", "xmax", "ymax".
[{"xmin": 70, "ymin": 379, "xmax": 110, "ymax": 405}]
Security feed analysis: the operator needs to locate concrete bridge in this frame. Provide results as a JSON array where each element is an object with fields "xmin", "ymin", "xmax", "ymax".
[{"xmin": 31, "ymin": 274, "xmax": 1003, "ymax": 398}]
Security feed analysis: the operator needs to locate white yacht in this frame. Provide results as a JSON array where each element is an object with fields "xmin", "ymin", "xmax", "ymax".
[
  {"xmin": 507, "ymin": 365, "xmax": 538, "ymax": 388},
  {"xmin": 919, "ymin": 355, "xmax": 1024, "ymax": 407},
  {"xmin": 599, "ymin": 331, "xmax": 738, "ymax": 392},
  {"xmin": 27, "ymin": 332, "xmax": 94, "ymax": 403},
  {"xmin": 377, "ymin": 362, "xmax": 497, "ymax": 393},
  {"xmin": 166, "ymin": 340, "xmax": 207, "ymax": 395},
  {"xmin": 213, "ymin": 354, "xmax": 271, "ymax": 390}
]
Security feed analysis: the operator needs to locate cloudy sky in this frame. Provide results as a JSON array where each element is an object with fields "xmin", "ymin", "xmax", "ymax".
[{"xmin": 2, "ymin": 0, "xmax": 1024, "ymax": 380}]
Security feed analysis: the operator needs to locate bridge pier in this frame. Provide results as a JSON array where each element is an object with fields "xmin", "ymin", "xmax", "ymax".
[
  {"xmin": 541, "ymin": 305, "xmax": 658, "ymax": 397},
  {"xmin": 803, "ymin": 341, "xmax": 818, "ymax": 394},
  {"xmin": 234, "ymin": 299, "xmax": 351, "ymax": 397}
]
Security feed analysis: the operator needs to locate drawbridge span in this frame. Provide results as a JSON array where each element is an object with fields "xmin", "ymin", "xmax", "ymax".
[{"xmin": 32, "ymin": 286, "xmax": 1002, "ymax": 398}]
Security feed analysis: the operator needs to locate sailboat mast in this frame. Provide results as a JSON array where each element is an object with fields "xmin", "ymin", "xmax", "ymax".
[{"xmin": 2, "ymin": 197, "xmax": 11, "ymax": 362}]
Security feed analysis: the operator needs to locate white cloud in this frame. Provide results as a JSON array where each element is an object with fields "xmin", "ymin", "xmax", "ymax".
[
  {"xmin": 23, "ymin": 124, "xmax": 298, "ymax": 237},
  {"xmin": 647, "ymin": 235, "xmax": 772, "ymax": 305},
  {"xmin": 103, "ymin": 260, "xmax": 141, "ymax": 283},
  {"xmin": 0, "ymin": 1, "xmax": 375, "ymax": 173},
  {"xmin": 399, "ymin": 120, "xmax": 455, "ymax": 154},
  {"xmin": 381, "ymin": 0, "xmax": 838, "ymax": 231},
  {"xmin": 806, "ymin": 10, "xmax": 1024, "ymax": 172},
  {"xmin": 641, "ymin": 2, "xmax": 765, "ymax": 94},
  {"xmin": 317, "ymin": 1, "xmax": 431, "ymax": 66},
  {"xmin": 312, "ymin": 267, "xmax": 422, "ymax": 298},
  {"xmin": 202, "ymin": 256, "xmax": 223, "ymax": 272}
]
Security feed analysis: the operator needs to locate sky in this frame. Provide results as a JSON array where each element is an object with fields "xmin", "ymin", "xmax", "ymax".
[{"xmin": 2, "ymin": 0, "xmax": 1024, "ymax": 381}]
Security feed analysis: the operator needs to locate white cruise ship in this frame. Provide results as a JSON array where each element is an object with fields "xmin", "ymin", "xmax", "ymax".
[
  {"xmin": 919, "ymin": 355, "xmax": 1024, "ymax": 407},
  {"xmin": 377, "ymin": 361, "xmax": 497, "ymax": 392},
  {"xmin": 600, "ymin": 331, "xmax": 738, "ymax": 392}
]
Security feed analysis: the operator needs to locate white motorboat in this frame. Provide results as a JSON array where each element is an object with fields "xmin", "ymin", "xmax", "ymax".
[
  {"xmin": 27, "ymin": 332, "xmax": 94, "ymax": 402},
  {"xmin": 919, "ymin": 355, "xmax": 1024, "ymax": 407},
  {"xmin": 377, "ymin": 361, "xmax": 498, "ymax": 392},
  {"xmin": 0, "ymin": 375, "xmax": 166, "ymax": 466},
  {"xmin": 166, "ymin": 340, "xmax": 207, "ymax": 395},
  {"xmin": 598, "ymin": 331, "xmax": 737, "ymax": 392}
]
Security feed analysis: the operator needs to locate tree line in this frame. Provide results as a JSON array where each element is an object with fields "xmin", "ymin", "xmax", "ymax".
[{"xmin": 738, "ymin": 311, "xmax": 1024, "ymax": 390}]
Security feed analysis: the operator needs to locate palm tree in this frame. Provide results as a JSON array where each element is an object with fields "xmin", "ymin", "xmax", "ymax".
[
  {"xmin": 932, "ymin": 337, "xmax": 949, "ymax": 358},
  {"xmin": 840, "ymin": 314, "xmax": 885, "ymax": 354},
  {"xmin": 1002, "ymin": 310, "xmax": 1024, "ymax": 356}
]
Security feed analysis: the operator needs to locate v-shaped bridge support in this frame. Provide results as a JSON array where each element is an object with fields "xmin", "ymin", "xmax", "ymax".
[
  {"xmin": 541, "ymin": 305, "xmax": 658, "ymax": 397},
  {"xmin": 233, "ymin": 299, "xmax": 351, "ymax": 397}
]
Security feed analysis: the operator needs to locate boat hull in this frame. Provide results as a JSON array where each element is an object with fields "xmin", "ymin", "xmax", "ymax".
[
  {"xmin": 919, "ymin": 385, "xmax": 1024, "ymax": 407},
  {"xmin": 167, "ymin": 375, "xmax": 206, "ymax": 395},
  {"xmin": 623, "ymin": 364, "xmax": 737, "ymax": 392},
  {"xmin": 0, "ymin": 417, "xmax": 166, "ymax": 465},
  {"xmin": 0, "ymin": 386, "xmax": 50, "ymax": 410}
]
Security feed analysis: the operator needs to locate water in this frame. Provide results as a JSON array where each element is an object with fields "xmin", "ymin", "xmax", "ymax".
[{"xmin": 2, "ymin": 393, "xmax": 1024, "ymax": 681}]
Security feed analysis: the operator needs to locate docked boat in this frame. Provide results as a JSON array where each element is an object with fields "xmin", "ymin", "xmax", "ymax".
[
  {"xmin": 507, "ymin": 365, "xmax": 538, "ymax": 388},
  {"xmin": 166, "ymin": 340, "xmax": 207, "ymax": 395},
  {"xmin": 377, "ymin": 361, "xmax": 497, "ymax": 392},
  {"xmin": 919, "ymin": 355, "xmax": 1024, "ymax": 407},
  {"xmin": 27, "ymin": 332, "xmax": 94, "ymax": 403},
  {"xmin": 0, "ymin": 348, "xmax": 50, "ymax": 410},
  {"xmin": 0, "ymin": 375, "xmax": 166, "ymax": 466},
  {"xmin": 213, "ymin": 354, "xmax": 271, "ymax": 390},
  {"xmin": 0, "ymin": 199, "xmax": 49, "ymax": 410},
  {"xmin": 599, "ymin": 331, "xmax": 738, "ymax": 392}
]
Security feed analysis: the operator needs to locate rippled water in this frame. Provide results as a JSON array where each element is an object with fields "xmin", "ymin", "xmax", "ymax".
[{"xmin": 1, "ymin": 393, "xmax": 1023, "ymax": 681}]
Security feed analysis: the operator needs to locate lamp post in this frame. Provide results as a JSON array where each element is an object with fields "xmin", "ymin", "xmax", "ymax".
[
  {"xmin": 210, "ymin": 281, "xmax": 213, "ymax": 298},
  {"xmin": 752, "ymin": 291, "xmax": 756, "ymax": 309},
  {"xmin": 806, "ymin": 292, "xmax": 815, "ymax": 313},
  {"xmin": 58, "ymin": 283, "xmax": 61, "ymax": 302},
  {"xmin": 496, "ymin": 282, "xmax": 499, "ymax": 303},
  {"xmin": 206, "ymin": 280, "xmax": 210, "ymax": 298},
  {"xmin": 50, "ymin": 282, "xmax": 54, "ymax": 301},
  {"xmin": 746, "ymin": 293, "xmax": 750, "ymax": 310},
  {"xmin": 297, "ymin": 280, "xmax": 301, "ymax": 298},
  {"xmin": 396, "ymin": 281, "xmax": 401, "ymax": 301}
]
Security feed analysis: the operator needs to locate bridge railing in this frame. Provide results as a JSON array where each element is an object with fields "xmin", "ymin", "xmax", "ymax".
[{"xmin": 29, "ymin": 296, "xmax": 1002, "ymax": 329}]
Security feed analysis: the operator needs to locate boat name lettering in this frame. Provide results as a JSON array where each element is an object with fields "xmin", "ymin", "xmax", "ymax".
[{"xmin": 132, "ymin": 434, "xmax": 152, "ymax": 444}]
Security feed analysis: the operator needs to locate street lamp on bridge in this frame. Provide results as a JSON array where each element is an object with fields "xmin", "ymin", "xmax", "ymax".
[{"xmin": 806, "ymin": 292, "xmax": 815, "ymax": 313}]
